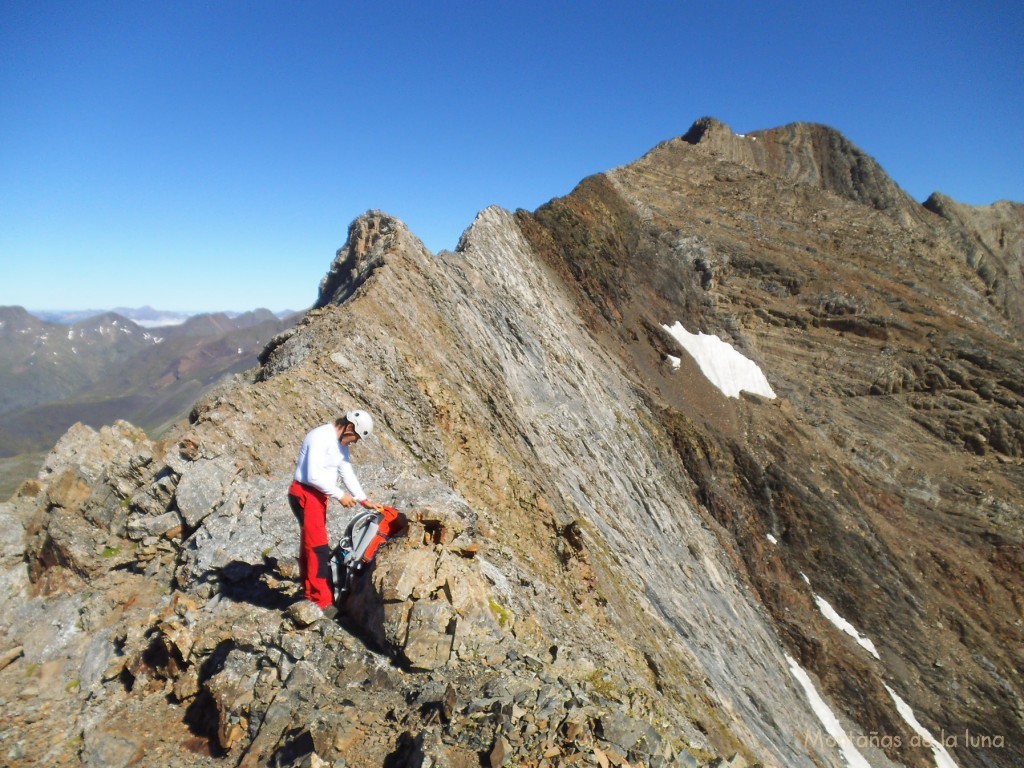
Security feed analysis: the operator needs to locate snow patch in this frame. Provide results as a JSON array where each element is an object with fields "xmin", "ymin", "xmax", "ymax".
[
  {"xmin": 786, "ymin": 655, "xmax": 873, "ymax": 768},
  {"xmin": 766, "ymin": 533, "xmax": 778, "ymax": 544},
  {"xmin": 812, "ymin": 593, "xmax": 880, "ymax": 660},
  {"xmin": 666, "ymin": 354, "xmax": 682, "ymax": 369},
  {"xmin": 885, "ymin": 685, "xmax": 960, "ymax": 768},
  {"xmin": 136, "ymin": 317, "xmax": 189, "ymax": 328},
  {"xmin": 662, "ymin": 321, "xmax": 776, "ymax": 399}
]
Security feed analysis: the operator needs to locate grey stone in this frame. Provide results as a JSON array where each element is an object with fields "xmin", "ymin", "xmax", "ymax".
[
  {"xmin": 522, "ymin": 652, "xmax": 545, "ymax": 671},
  {"xmin": 174, "ymin": 457, "xmax": 236, "ymax": 526},
  {"xmin": 126, "ymin": 509, "xmax": 183, "ymax": 540},
  {"xmin": 597, "ymin": 710, "xmax": 649, "ymax": 751},
  {"xmin": 401, "ymin": 596, "xmax": 455, "ymax": 671},
  {"xmin": 281, "ymin": 632, "xmax": 307, "ymax": 660},
  {"xmin": 0, "ymin": 501, "xmax": 26, "ymax": 563},
  {"xmin": 80, "ymin": 729, "xmax": 141, "ymax": 768},
  {"xmin": 287, "ymin": 600, "xmax": 324, "ymax": 628},
  {"xmin": 174, "ymin": 479, "xmax": 292, "ymax": 588},
  {"xmin": 78, "ymin": 630, "xmax": 117, "ymax": 692}
]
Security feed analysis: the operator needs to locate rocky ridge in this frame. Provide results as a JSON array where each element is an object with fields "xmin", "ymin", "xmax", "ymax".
[{"xmin": 1, "ymin": 118, "xmax": 1022, "ymax": 768}]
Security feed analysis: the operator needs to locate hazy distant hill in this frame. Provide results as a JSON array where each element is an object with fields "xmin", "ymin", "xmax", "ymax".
[
  {"xmin": 0, "ymin": 308, "xmax": 161, "ymax": 415},
  {"xmin": 30, "ymin": 306, "xmax": 194, "ymax": 327},
  {"xmin": 0, "ymin": 306, "xmax": 301, "ymax": 494},
  {"xmin": 157, "ymin": 308, "xmax": 281, "ymax": 338},
  {"xmin": 30, "ymin": 306, "xmax": 298, "ymax": 328}
]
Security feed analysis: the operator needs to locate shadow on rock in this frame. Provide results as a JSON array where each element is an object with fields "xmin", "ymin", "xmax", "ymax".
[
  {"xmin": 268, "ymin": 727, "xmax": 316, "ymax": 767},
  {"xmin": 183, "ymin": 639, "xmax": 235, "ymax": 759},
  {"xmin": 217, "ymin": 559, "xmax": 299, "ymax": 611},
  {"xmin": 334, "ymin": 561, "xmax": 403, "ymax": 663},
  {"xmin": 382, "ymin": 732, "xmax": 421, "ymax": 768}
]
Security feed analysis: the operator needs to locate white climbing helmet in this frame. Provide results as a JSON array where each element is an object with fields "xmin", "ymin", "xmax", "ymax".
[{"xmin": 346, "ymin": 409, "xmax": 374, "ymax": 438}]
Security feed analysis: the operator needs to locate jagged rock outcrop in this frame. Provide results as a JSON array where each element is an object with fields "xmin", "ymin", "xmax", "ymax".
[
  {"xmin": 315, "ymin": 213, "xmax": 403, "ymax": 308},
  {"xmin": 1, "ymin": 118, "xmax": 1022, "ymax": 768},
  {"xmin": 923, "ymin": 193, "xmax": 1024, "ymax": 329}
]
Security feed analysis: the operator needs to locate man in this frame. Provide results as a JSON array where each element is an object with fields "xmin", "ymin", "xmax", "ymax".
[{"xmin": 288, "ymin": 410, "xmax": 375, "ymax": 610}]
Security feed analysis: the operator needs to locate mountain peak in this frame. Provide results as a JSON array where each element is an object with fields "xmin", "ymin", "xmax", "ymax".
[
  {"xmin": 681, "ymin": 115, "xmax": 736, "ymax": 144},
  {"xmin": 669, "ymin": 117, "xmax": 923, "ymax": 225},
  {"xmin": 315, "ymin": 210, "xmax": 428, "ymax": 308},
  {"xmin": 0, "ymin": 305, "xmax": 39, "ymax": 326},
  {"xmin": 70, "ymin": 310, "xmax": 141, "ymax": 331}
]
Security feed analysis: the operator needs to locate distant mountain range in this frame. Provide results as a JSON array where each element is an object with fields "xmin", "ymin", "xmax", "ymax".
[
  {"xmin": 30, "ymin": 306, "xmax": 297, "ymax": 328},
  {"xmin": 0, "ymin": 306, "xmax": 301, "ymax": 495}
]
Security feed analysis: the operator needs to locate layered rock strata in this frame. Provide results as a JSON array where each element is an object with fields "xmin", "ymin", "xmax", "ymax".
[{"xmin": 1, "ymin": 119, "xmax": 1021, "ymax": 768}]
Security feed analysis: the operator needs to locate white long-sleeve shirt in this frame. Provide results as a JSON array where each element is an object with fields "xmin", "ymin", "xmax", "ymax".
[{"xmin": 293, "ymin": 423, "xmax": 367, "ymax": 502}]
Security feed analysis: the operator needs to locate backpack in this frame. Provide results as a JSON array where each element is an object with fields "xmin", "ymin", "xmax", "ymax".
[{"xmin": 332, "ymin": 504, "xmax": 407, "ymax": 602}]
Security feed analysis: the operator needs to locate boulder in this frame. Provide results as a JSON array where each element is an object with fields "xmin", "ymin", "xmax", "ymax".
[
  {"xmin": 173, "ymin": 457, "xmax": 238, "ymax": 527},
  {"xmin": 342, "ymin": 522, "xmax": 509, "ymax": 669},
  {"xmin": 403, "ymin": 598, "xmax": 456, "ymax": 670}
]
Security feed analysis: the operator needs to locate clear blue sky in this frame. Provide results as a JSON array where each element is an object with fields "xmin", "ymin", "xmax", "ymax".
[{"xmin": 2, "ymin": 1, "xmax": 1021, "ymax": 313}]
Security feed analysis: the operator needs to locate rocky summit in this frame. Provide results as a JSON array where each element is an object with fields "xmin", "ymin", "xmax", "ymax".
[{"xmin": 1, "ymin": 118, "xmax": 1022, "ymax": 768}]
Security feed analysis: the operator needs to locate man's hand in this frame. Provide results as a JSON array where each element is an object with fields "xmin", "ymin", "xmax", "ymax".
[
  {"xmin": 338, "ymin": 493, "xmax": 357, "ymax": 508},
  {"xmin": 360, "ymin": 499, "xmax": 377, "ymax": 509}
]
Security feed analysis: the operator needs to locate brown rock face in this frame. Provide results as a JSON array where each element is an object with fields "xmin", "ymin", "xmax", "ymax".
[
  {"xmin": 0, "ymin": 118, "xmax": 1021, "ymax": 768},
  {"xmin": 924, "ymin": 192, "xmax": 1024, "ymax": 330},
  {"xmin": 518, "ymin": 118, "xmax": 1024, "ymax": 768}
]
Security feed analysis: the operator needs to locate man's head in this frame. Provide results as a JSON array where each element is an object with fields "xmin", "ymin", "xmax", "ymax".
[{"xmin": 335, "ymin": 410, "xmax": 374, "ymax": 446}]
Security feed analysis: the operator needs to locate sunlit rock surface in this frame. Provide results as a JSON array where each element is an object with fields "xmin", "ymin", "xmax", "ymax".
[{"xmin": 1, "ymin": 119, "xmax": 1021, "ymax": 768}]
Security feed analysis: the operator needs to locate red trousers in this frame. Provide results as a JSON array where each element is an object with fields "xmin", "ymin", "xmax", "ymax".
[{"xmin": 287, "ymin": 480, "xmax": 334, "ymax": 608}]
